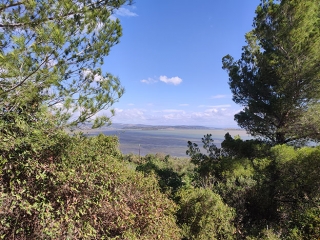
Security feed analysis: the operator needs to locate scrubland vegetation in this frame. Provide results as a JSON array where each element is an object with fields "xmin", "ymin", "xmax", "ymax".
[
  {"xmin": 1, "ymin": 0, "xmax": 320, "ymax": 239},
  {"xmin": 2, "ymin": 120, "xmax": 320, "ymax": 239},
  {"xmin": 126, "ymin": 135, "xmax": 320, "ymax": 239}
]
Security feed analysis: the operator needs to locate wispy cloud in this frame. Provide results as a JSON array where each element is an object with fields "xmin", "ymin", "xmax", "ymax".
[
  {"xmin": 141, "ymin": 75, "xmax": 183, "ymax": 85},
  {"xmin": 140, "ymin": 78, "xmax": 158, "ymax": 84},
  {"xmin": 211, "ymin": 94, "xmax": 228, "ymax": 99},
  {"xmin": 162, "ymin": 109, "xmax": 186, "ymax": 113},
  {"xmin": 159, "ymin": 75, "xmax": 182, "ymax": 85},
  {"xmin": 113, "ymin": 108, "xmax": 146, "ymax": 123},
  {"xmin": 114, "ymin": 7, "xmax": 138, "ymax": 17},
  {"xmin": 109, "ymin": 6, "xmax": 138, "ymax": 20},
  {"xmin": 110, "ymin": 106, "xmax": 239, "ymax": 127},
  {"xmin": 179, "ymin": 104, "xmax": 189, "ymax": 107},
  {"xmin": 198, "ymin": 104, "xmax": 231, "ymax": 108}
]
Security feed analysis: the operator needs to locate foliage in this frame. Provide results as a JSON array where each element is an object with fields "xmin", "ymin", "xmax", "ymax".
[
  {"xmin": 222, "ymin": 133, "xmax": 271, "ymax": 159},
  {"xmin": 0, "ymin": 126, "xmax": 182, "ymax": 239},
  {"xmin": 0, "ymin": 0, "xmax": 131, "ymax": 128},
  {"xmin": 127, "ymin": 153, "xmax": 194, "ymax": 177},
  {"xmin": 2, "ymin": 0, "xmax": 320, "ymax": 238},
  {"xmin": 0, "ymin": 1, "xmax": 184, "ymax": 237},
  {"xmin": 222, "ymin": 0, "xmax": 320, "ymax": 144},
  {"xmin": 176, "ymin": 187, "xmax": 235, "ymax": 240},
  {"xmin": 186, "ymin": 132, "xmax": 320, "ymax": 239},
  {"xmin": 215, "ymin": 160, "xmax": 256, "ymax": 238},
  {"xmin": 123, "ymin": 153, "xmax": 145, "ymax": 165},
  {"xmin": 186, "ymin": 134, "xmax": 222, "ymax": 188},
  {"xmin": 136, "ymin": 154, "xmax": 184, "ymax": 196},
  {"xmin": 135, "ymin": 153, "xmax": 195, "ymax": 199},
  {"xmin": 246, "ymin": 229, "xmax": 281, "ymax": 240},
  {"xmin": 58, "ymin": 134, "xmax": 182, "ymax": 239},
  {"xmin": 186, "ymin": 134, "xmax": 256, "ymax": 237},
  {"xmin": 0, "ymin": 109, "xmax": 70, "ymax": 238},
  {"xmin": 219, "ymin": 0, "xmax": 320, "ymax": 236},
  {"xmin": 267, "ymin": 145, "xmax": 320, "ymax": 239}
]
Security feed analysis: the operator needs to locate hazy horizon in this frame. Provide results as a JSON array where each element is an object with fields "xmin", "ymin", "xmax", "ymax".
[{"xmin": 105, "ymin": 122, "xmax": 246, "ymax": 130}]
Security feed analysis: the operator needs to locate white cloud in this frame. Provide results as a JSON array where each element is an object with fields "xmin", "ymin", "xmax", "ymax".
[
  {"xmin": 156, "ymin": 108, "xmax": 237, "ymax": 127},
  {"xmin": 108, "ymin": 106, "xmax": 239, "ymax": 127},
  {"xmin": 141, "ymin": 78, "xmax": 158, "ymax": 84},
  {"xmin": 211, "ymin": 94, "xmax": 228, "ymax": 99},
  {"xmin": 111, "ymin": 108, "xmax": 147, "ymax": 124},
  {"xmin": 159, "ymin": 75, "xmax": 182, "ymax": 85},
  {"xmin": 152, "ymin": 109, "xmax": 186, "ymax": 114},
  {"xmin": 114, "ymin": 7, "xmax": 138, "ymax": 17},
  {"xmin": 82, "ymin": 69, "xmax": 103, "ymax": 82},
  {"xmin": 198, "ymin": 104, "xmax": 231, "ymax": 108},
  {"xmin": 141, "ymin": 75, "xmax": 183, "ymax": 85},
  {"xmin": 162, "ymin": 109, "xmax": 186, "ymax": 113},
  {"xmin": 109, "ymin": 6, "xmax": 138, "ymax": 21},
  {"xmin": 206, "ymin": 108, "xmax": 219, "ymax": 113}
]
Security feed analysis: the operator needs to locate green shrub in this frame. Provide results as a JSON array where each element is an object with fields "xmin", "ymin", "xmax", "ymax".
[
  {"xmin": 176, "ymin": 187, "xmax": 235, "ymax": 240},
  {"xmin": 0, "ymin": 118, "xmax": 182, "ymax": 239},
  {"xmin": 136, "ymin": 154, "xmax": 184, "ymax": 196}
]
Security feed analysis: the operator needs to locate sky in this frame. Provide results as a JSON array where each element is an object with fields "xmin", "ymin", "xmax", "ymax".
[{"xmin": 100, "ymin": 0, "xmax": 260, "ymax": 128}]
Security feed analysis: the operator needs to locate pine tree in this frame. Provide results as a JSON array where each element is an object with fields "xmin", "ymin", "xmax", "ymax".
[
  {"xmin": 0, "ymin": 0, "xmax": 132, "ymax": 128},
  {"xmin": 222, "ymin": 0, "xmax": 320, "ymax": 144}
]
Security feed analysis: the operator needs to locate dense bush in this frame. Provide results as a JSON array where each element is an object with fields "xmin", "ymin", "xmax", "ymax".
[
  {"xmin": 186, "ymin": 133, "xmax": 320, "ymax": 239},
  {"xmin": 0, "ymin": 109, "xmax": 70, "ymax": 239},
  {"xmin": 266, "ymin": 145, "xmax": 320, "ymax": 239},
  {"xmin": 136, "ymin": 154, "xmax": 188, "ymax": 196},
  {"xmin": 0, "ymin": 116, "xmax": 181, "ymax": 239},
  {"xmin": 2, "ymin": 110, "xmax": 320, "ymax": 239},
  {"xmin": 176, "ymin": 187, "xmax": 235, "ymax": 240}
]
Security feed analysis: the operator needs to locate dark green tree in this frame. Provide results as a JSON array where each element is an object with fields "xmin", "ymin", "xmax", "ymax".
[
  {"xmin": 186, "ymin": 134, "xmax": 222, "ymax": 188},
  {"xmin": 222, "ymin": 0, "xmax": 320, "ymax": 144},
  {"xmin": 0, "ymin": 0, "xmax": 131, "ymax": 128}
]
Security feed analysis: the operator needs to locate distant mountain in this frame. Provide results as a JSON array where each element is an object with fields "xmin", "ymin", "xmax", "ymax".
[{"xmin": 110, "ymin": 123, "xmax": 215, "ymax": 130}]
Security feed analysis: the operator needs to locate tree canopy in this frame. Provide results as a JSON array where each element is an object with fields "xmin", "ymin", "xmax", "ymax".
[
  {"xmin": 222, "ymin": 0, "xmax": 320, "ymax": 144},
  {"xmin": 0, "ymin": 0, "xmax": 131, "ymax": 128}
]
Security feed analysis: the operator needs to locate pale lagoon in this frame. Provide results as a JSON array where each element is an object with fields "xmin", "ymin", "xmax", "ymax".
[{"xmin": 86, "ymin": 128, "xmax": 252, "ymax": 157}]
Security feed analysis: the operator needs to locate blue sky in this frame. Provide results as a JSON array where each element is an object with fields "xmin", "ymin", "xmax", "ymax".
[{"xmin": 101, "ymin": 1, "xmax": 260, "ymax": 127}]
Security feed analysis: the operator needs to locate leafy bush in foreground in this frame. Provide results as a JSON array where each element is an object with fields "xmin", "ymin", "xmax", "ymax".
[
  {"xmin": 176, "ymin": 187, "xmax": 235, "ymax": 240},
  {"xmin": 0, "ymin": 115, "xmax": 181, "ymax": 239}
]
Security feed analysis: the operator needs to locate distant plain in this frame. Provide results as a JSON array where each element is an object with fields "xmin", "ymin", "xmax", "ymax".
[{"xmin": 86, "ymin": 125, "xmax": 252, "ymax": 157}]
